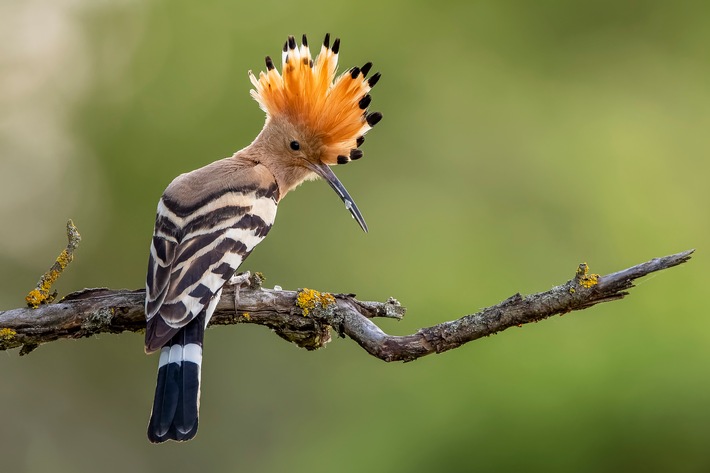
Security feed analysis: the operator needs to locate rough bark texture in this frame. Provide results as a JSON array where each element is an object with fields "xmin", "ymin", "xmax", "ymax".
[{"xmin": 0, "ymin": 250, "xmax": 693, "ymax": 360}]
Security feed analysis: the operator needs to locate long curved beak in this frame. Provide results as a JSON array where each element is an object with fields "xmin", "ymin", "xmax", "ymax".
[{"xmin": 308, "ymin": 162, "xmax": 368, "ymax": 233}]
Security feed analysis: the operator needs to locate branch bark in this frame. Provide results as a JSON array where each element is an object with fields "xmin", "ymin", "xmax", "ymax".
[{"xmin": 0, "ymin": 250, "xmax": 694, "ymax": 360}]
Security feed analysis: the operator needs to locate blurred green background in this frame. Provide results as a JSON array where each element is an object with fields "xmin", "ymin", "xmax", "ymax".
[{"xmin": 1, "ymin": 0, "xmax": 708, "ymax": 472}]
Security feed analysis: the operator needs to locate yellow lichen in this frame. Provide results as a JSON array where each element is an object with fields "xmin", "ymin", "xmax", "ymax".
[
  {"xmin": 25, "ymin": 289, "xmax": 44, "ymax": 308},
  {"xmin": 580, "ymin": 273, "xmax": 599, "ymax": 288},
  {"xmin": 569, "ymin": 287, "xmax": 576, "ymax": 294},
  {"xmin": 243, "ymin": 312, "xmax": 251, "ymax": 320},
  {"xmin": 25, "ymin": 220, "xmax": 81, "ymax": 309},
  {"xmin": 0, "ymin": 328, "xmax": 16, "ymax": 340},
  {"xmin": 296, "ymin": 288, "xmax": 336, "ymax": 316},
  {"xmin": 56, "ymin": 249, "xmax": 72, "ymax": 270},
  {"xmin": 25, "ymin": 270, "xmax": 59, "ymax": 307},
  {"xmin": 576, "ymin": 263, "xmax": 600, "ymax": 289}
]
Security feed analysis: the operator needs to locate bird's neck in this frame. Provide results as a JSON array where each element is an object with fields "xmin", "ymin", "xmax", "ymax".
[{"xmin": 235, "ymin": 128, "xmax": 315, "ymax": 200}]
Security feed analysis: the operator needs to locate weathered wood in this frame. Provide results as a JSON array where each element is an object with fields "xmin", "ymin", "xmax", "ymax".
[
  {"xmin": 0, "ymin": 250, "xmax": 693, "ymax": 361},
  {"xmin": 338, "ymin": 251, "xmax": 693, "ymax": 361}
]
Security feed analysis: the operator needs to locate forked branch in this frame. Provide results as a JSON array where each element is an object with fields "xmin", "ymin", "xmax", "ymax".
[{"xmin": 0, "ymin": 250, "xmax": 694, "ymax": 360}]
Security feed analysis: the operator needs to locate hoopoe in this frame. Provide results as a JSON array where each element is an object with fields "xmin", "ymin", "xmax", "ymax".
[{"xmin": 144, "ymin": 34, "xmax": 382, "ymax": 443}]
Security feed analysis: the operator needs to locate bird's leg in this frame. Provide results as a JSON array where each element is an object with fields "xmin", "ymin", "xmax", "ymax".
[{"xmin": 228, "ymin": 271, "xmax": 251, "ymax": 313}]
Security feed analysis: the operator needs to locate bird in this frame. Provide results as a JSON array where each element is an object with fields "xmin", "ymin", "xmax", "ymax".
[{"xmin": 144, "ymin": 33, "xmax": 382, "ymax": 443}]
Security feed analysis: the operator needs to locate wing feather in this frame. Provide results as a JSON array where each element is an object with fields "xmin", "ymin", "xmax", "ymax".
[{"xmin": 145, "ymin": 165, "xmax": 278, "ymax": 353}]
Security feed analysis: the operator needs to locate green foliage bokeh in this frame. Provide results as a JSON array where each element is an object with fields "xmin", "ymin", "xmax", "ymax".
[{"xmin": 1, "ymin": 1, "xmax": 708, "ymax": 472}]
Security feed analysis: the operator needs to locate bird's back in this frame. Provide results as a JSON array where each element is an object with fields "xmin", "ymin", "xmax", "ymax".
[{"xmin": 145, "ymin": 157, "xmax": 279, "ymax": 352}]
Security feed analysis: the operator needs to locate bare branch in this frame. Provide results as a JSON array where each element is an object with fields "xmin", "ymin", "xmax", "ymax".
[
  {"xmin": 0, "ymin": 250, "xmax": 694, "ymax": 360},
  {"xmin": 338, "ymin": 250, "xmax": 694, "ymax": 361}
]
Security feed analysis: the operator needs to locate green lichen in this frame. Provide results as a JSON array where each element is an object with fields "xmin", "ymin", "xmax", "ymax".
[{"xmin": 81, "ymin": 307, "xmax": 115, "ymax": 332}]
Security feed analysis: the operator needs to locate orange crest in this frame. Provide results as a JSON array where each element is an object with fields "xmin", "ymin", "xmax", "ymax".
[{"xmin": 249, "ymin": 34, "xmax": 382, "ymax": 165}]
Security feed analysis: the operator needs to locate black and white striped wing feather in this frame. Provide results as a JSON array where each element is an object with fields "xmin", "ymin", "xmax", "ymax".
[{"xmin": 145, "ymin": 185, "xmax": 277, "ymax": 353}]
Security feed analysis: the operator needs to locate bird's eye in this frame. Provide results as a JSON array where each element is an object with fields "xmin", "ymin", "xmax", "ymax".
[{"xmin": 290, "ymin": 141, "xmax": 300, "ymax": 151}]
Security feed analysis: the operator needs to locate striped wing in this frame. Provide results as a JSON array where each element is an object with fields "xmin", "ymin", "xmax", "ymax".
[{"xmin": 145, "ymin": 181, "xmax": 278, "ymax": 353}]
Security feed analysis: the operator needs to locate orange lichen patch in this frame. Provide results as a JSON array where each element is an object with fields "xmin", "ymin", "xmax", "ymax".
[
  {"xmin": 576, "ymin": 263, "xmax": 600, "ymax": 289},
  {"xmin": 296, "ymin": 288, "xmax": 336, "ymax": 316},
  {"xmin": 249, "ymin": 34, "xmax": 379, "ymax": 164}
]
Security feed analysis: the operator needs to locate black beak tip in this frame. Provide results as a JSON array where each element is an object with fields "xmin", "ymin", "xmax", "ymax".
[
  {"xmin": 345, "ymin": 200, "xmax": 368, "ymax": 233},
  {"xmin": 309, "ymin": 161, "xmax": 369, "ymax": 234},
  {"xmin": 358, "ymin": 220, "xmax": 369, "ymax": 233}
]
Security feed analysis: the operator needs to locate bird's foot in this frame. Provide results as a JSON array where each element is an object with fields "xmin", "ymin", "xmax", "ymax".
[{"xmin": 228, "ymin": 271, "xmax": 251, "ymax": 312}]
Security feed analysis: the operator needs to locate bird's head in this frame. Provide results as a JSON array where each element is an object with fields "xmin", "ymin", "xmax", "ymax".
[{"xmin": 249, "ymin": 34, "xmax": 382, "ymax": 232}]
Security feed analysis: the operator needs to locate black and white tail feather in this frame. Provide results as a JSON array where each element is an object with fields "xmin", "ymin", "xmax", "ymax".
[
  {"xmin": 147, "ymin": 312, "xmax": 206, "ymax": 442},
  {"xmin": 145, "ymin": 161, "xmax": 278, "ymax": 443}
]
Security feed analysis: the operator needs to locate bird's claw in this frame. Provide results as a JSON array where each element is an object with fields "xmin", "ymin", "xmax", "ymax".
[{"xmin": 228, "ymin": 271, "xmax": 252, "ymax": 312}]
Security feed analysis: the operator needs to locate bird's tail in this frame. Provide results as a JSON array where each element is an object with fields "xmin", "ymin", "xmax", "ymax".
[{"xmin": 147, "ymin": 314, "xmax": 205, "ymax": 443}]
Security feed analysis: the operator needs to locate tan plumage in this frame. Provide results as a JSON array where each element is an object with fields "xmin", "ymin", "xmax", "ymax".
[{"xmin": 145, "ymin": 34, "xmax": 382, "ymax": 443}]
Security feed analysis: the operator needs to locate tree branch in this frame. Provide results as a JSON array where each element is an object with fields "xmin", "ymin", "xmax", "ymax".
[
  {"xmin": 24, "ymin": 219, "xmax": 81, "ymax": 308},
  {"xmin": 0, "ymin": 250, "xmax": 694, "ymax": 360}
]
